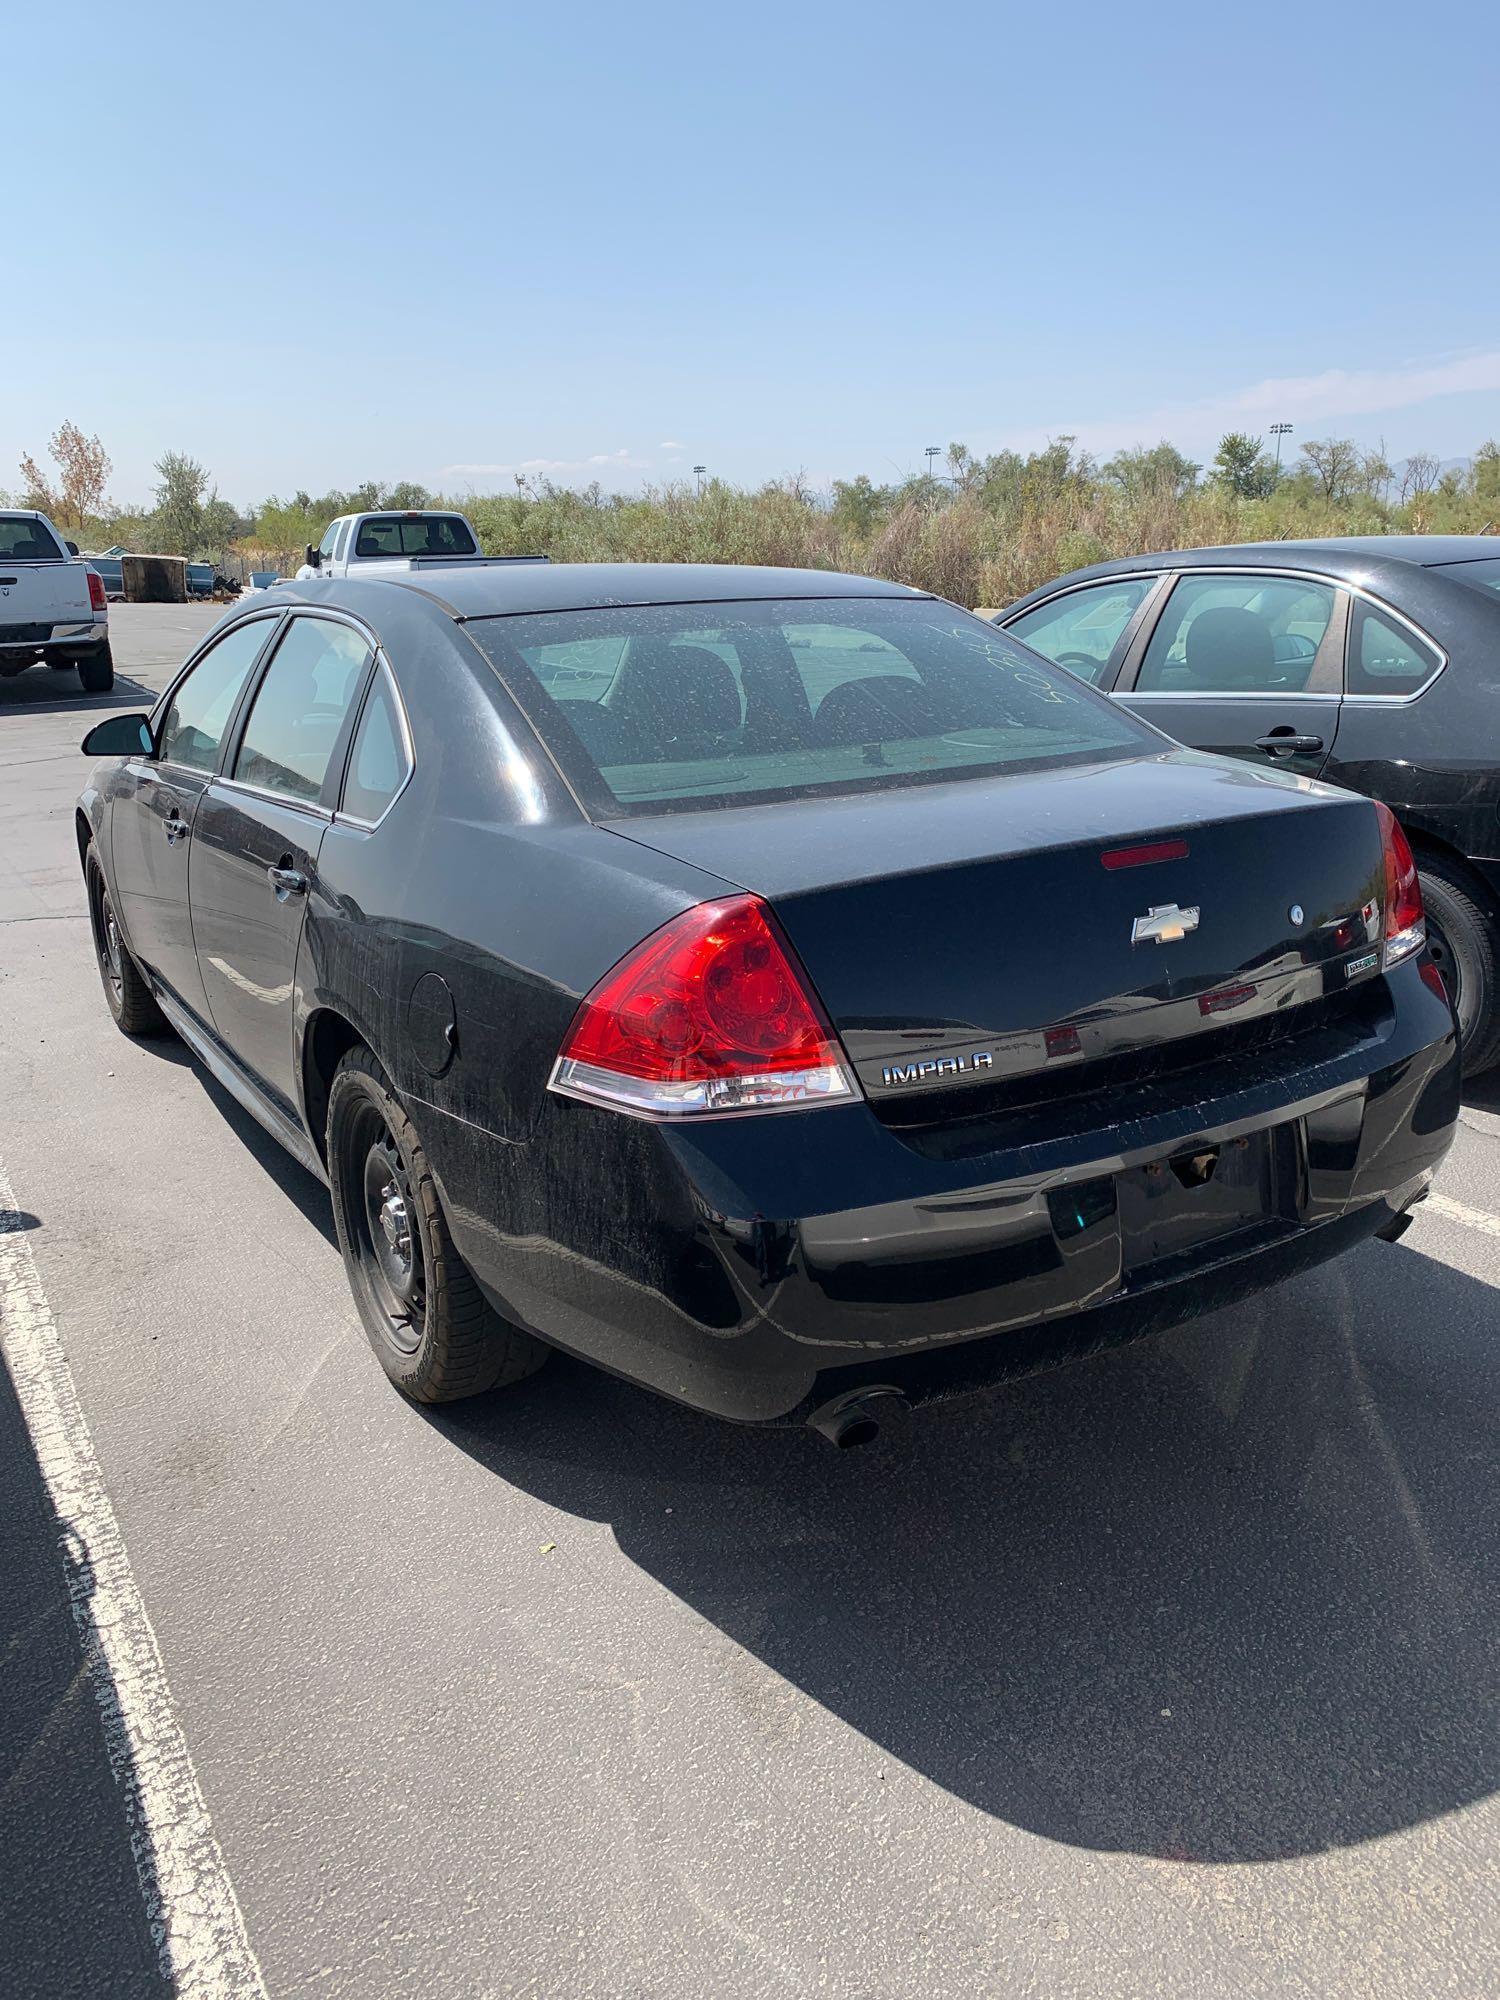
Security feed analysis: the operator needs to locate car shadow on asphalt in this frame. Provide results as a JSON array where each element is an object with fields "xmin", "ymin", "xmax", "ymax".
[
  {"xmin": 1463, "ymin": 1067, "xmax": 1500, "ymax": 1112},
  {"xmin": 0, "ymin": 1329, "xmax": 165, "ymax": 1997},
  {"xmin": 0, "ymin": 671, "xmax": 159, "ymax": 720},
  {"xmin": 422, "ymin": 1238, "xmax": 1499, "ymax": 1866}
]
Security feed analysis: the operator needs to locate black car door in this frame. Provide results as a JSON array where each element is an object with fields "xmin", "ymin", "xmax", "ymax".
[
  {"xmin": 187, "ymin": 612, "xmax": 373, "ymax": 1111},
  {"xmin": 107, "ymin": 615, "xmax": 281, "ymax": 1024},
  {"xmin": 1114, "ymin": 570, "xmax": 1345, "ymax": 779}
]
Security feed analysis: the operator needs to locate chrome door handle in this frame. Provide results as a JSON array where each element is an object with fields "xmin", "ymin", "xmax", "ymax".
[
  {"xmin": 163, "ymin": 813, "xmax": 189, "ymax": 844},
  {"xmin": 267, "ymin": 866, "xmax": 307, "ymax": 899},
  {"xmin": 1255, "ymin": 732, "xmax": 1324, "ymax": 754}
]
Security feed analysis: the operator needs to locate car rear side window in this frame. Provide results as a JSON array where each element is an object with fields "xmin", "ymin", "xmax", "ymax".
[
  {"xmin": 354, "ymin": 515, "xmax": 477, "ymax": 558},
  {"xmin": 470, "ymin": 597, "xmax": 1158, "ymax": 815},
  {"xmin": 232, "ymin": 617, "xmax": 371, "ymax": 804},
  {"xmin": 0, "ymin": 518, "xmax": 64, "ymax": 561},
  {"xmin": 340, "ymin": 663, "xmax": 411, "ymax": 822},
  {"xmin": 1005, "ymin": 578, "xmax": 1155, "ymax": 684},
  {"xmin": 159, "ymin": 620, "xmax": 272, "ymax": 771},
  {"xmin": 1347, "ymin": 602, "xmax": 1441, "ymax": 697},
  {"xmin": 1136, "ymin": 574, "xmax": 1336, "ymax": 693}
]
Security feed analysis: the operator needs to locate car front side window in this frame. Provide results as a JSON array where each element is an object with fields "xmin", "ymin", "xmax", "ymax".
[
  {"xmin": 158, "ymin": 620, "xmax": 275, "ymax": 771},
  {"xmin": 1006, "ymin": 578, "xmax": 1156, "ymax": 685},
  {"xmin": 232, "ymin": 617, "xmax": 372, "ymax": 804}
]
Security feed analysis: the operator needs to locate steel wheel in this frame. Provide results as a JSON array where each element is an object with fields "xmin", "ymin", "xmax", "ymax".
[{"xmin": 351, "ymin": 1109, "xmax": 425, "ymax": 1353}]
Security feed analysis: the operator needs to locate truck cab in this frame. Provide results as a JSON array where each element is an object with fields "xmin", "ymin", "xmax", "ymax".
[{"xmin": 297, "ymin": 510, "xmax": 485, "ymax": 580}]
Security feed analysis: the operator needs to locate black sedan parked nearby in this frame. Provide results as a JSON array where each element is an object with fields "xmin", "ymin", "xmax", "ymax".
[
  {"xmin": 77, "ymin": 563, "xmax": 1458, "ymax": 1443},
  {"xmin": 999, "ymin": 536, "xmax": 1500, "ymax": 1069}
]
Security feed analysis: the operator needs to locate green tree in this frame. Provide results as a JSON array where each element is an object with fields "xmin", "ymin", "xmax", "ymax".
[
  {"xmin": 1103, "ymin": 441, "xmax": 1199, "ymax": 499},
  {"xmin": 1212, "ymin": 431, "xmax": 1276, "ymax": 497},
  {"xmin": 1473, "ymin": 440, "xmax": 1500, "ymax": 502},
  {"xmin": 1300, "ymin": 437, "xmax": 1362, "ymax": 502},
  {"xmin": 150, "ymin": 451, "xmax": 209, "ymax": 555},
  {"xmin": 831, "ymin": 474, "xmax": 890, "ymax": 539}
]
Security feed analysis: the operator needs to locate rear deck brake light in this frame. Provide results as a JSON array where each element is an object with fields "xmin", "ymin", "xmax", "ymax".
[
  {"xmin": 549, "ymin": 895, "xmax": 857, "ymax": 1118},
  {"xmin": 1374, "ymin": 802, "xmax": 1424, "ymax": 969}
]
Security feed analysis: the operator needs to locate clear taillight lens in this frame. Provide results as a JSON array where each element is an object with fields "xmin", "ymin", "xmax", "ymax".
[
  {"xmin": 549, "ymin": 895, "xmax": 856, "ymax": 1119},
  {"xmin": 1374, "ymin": 802, "xmax": 1425, "ymax": 969}
]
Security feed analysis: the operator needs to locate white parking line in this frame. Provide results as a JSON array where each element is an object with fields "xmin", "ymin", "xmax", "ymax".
[
  {"xmin": 0, "ymin": 1159, "xmax": 267, "ymax": 1999},
  {"xmin": 1421, "ymin": 1191, "xmax": 1500, "ymax": 1240}
]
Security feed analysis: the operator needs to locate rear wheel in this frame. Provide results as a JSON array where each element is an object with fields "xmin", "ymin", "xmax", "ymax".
[
  {"xmin": 85, "ymin": 849, "xmax": 167, "ymax": 1036},
  {"xmin": 1419, "ymin": 858, "xmax": 1500, "ymax": 1073},
  {"xmin": 326, "ymin": 1046, "xmax": 549, "ymax": 1402},
  {"xmin": 77, "ymin": 641, "xmax": 115, "ymax": 693}
]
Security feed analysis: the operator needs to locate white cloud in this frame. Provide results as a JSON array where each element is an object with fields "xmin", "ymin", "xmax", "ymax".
[
  {"xmin": 992, "ymin": 348, "xmax": 1500, "ymax": 459},
  {"xmin": 443, "ymin": 447, "xmax": 653, "ymax": 484},
  {"xmin": 658, "ymin": 439, "xmax": 686, "ymax": 451}
]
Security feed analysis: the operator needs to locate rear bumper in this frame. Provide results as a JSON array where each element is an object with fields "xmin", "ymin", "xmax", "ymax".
[
  {"xmin": 0, "ymin": 618, "xmax": 107, "ymax": 656},
  {"xmin": 426, "ymin": 959, "xmax": 1460, "ymax": 1424}
]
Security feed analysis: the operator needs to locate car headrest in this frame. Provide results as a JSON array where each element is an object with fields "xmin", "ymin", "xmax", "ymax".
[
  {"xmin": 812, "ymin": 673, "xmax": 942, "ymax": 745},
  {"xmin": 610, "ymin": 641, "xmax": 742, "ymax": 737},
  {"xmin": 1183, "ymin": 606, "xmax": 1275, "ymax": 686}
]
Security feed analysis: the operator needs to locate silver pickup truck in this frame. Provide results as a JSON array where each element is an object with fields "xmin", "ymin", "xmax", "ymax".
[{"xmin": 0, "ymin": 510, "xmax": 113, "ymax": 692}]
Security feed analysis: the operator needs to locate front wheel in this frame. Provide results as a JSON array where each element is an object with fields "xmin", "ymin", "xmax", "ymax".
[
  {"xmin": 77, "ymin": 641, "xmax": 115, "ymax": 693},
  {"xmin": 1420, "ymin": 860, "xmax": 1500, "ymax": 1074},
  {"xmin": 326, "ymin": 1046, "xmax": 549, "ymax": 1402}
]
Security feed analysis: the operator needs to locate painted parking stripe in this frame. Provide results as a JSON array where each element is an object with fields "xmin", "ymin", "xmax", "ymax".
[
  {"xmin": 1420, "ymin": 1191, "xmax": 1500, "ymax": 1240},
  {"xmin": 0, "ymin": 1160, "xmax": 267, "ymax": 1999}
]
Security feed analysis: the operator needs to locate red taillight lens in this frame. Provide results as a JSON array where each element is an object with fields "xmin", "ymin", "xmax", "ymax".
[
  {"xmin": 86, "ymin": 570, "xmax": 107, "ymax": 611},
  {"xmin": 550, "ymin": 895, "xmax": 856, "ymax": 1118},
  {"xmin": 1374, "ymin": 801, "xmax": 1424, "ymax": 968}
]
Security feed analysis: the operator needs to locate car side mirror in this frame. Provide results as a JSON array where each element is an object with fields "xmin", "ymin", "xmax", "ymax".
[
  {"xmin": 81, "ymin": 713, "xmax": 154, "ymax": 757},
  {"xmin": 65, "ymin": 539, "xmax": 80, "ymax": 556},
  {"xmin": 305, "ymin": 544, "xmax": 321, "ymax": 570}
]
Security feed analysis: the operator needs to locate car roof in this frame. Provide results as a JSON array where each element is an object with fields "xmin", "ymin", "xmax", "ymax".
[{"xmin": 276, "ymin": 561, "xmax": 931, "ymax": 621}]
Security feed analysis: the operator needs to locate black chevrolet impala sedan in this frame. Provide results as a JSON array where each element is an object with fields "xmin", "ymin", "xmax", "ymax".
[
  {"xmin": 999, "ymin": 536, "xmax": 1500, "ymax": 1070},
  {"xmin": 76, "ymin": 563, "xmax": 1459, "ymax": 1442}
]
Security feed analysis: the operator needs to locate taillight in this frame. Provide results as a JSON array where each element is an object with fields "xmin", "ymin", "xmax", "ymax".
[
  {"xmin": 1374, "ymin": 802, "xmax": 1424, "ymax": 968},
  {"xmin": 86, "ymin": 570, "xmax": 107, "ymax": 611},
  {"xmin": 549, "ymin": 895, "xmax": 857, "ymax": 1118}
]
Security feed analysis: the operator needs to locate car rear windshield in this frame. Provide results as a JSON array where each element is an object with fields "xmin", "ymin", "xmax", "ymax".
[
  {"xmin": 468, "ymin": 597, "xmax": 1160, "ymax": 815},
  {"xmin": 1431, "ymin": 556, "xmax": 1500, "ymax": 597},
  {"xmin": 0, "ymin": 518, "xmax": 64, "ymax": 561},
  {"xmin": 354, "ymin": 515, "xmax": 477, "ymax": 558}
]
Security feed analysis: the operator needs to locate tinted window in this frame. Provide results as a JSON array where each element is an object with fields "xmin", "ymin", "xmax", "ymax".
[
  {"xmin": 1006, "ymin": 578, "xmax": 1155, "ymax": 684},
  {"xmin": 159, "ymin": 620, "xmax": 271, "ymax": 771},
  {"xmin": 471, "ymin": 598, "xmax": 1157, "ymax": 814},
  {"xmin": 354, "ymin": 515, "xmax": 477, "ymax": 558},
  {"xmin": 233, "ymin": 617, "xmax": 371, "ymax": 803},
  {"xmin": 340, "ymin": 664, "xmax": 411, "ymax": 822},
  {"xmin": 1136, "ymin": 574, "xmax": 1336, "ymax": 693},
  {"xmin": 0, "ymin": 517, "xmax": 64, "ymax": 561},
  {"xmin": 1348, "ymin": 602, "xmax": 1441, "ymax": 696},
  {"xmin": 1431, "ymin": 557, "xmax": 1500, "ymax": 597}
]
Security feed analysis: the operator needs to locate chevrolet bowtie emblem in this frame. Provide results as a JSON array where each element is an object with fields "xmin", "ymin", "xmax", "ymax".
[{"xmin": 1132, "ymin": 902, "xmax": 1200, "ymax": 945}]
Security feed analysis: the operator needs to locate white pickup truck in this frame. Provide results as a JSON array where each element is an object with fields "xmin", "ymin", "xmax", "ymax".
[
  {"xmin": 0, "ymin": 510, "xmax": 113, "ymax": 693},
  {"xmin": 296, "ymin": 509, "xmax": 492, "ymax": 580}
]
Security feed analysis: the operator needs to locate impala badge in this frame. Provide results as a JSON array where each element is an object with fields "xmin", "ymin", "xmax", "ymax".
[{"xmin": 1132, "ymin": 902, "xmax": 1200, "ymax": 945}]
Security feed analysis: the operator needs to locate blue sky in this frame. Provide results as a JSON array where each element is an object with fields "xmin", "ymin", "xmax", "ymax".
[{"xmin": 9, "ymin": 0, "xmax": 1497, "ymax": 506}]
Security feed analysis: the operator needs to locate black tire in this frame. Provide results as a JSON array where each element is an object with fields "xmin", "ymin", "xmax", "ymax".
[
  {"xmin": 85, "ymin": 848, "xmax": 168, "ymax": 1037},
  {"xmin": 326, "ymin": 1046, "xmax": 549, "ymax": 1402},
  {"xmin": 1419, "ymin": 858, "xmax": 1500, "ymax": 1074},
  {"xmin": 77, "ymin": 641, "xmax": 115, "ymax": 693}
]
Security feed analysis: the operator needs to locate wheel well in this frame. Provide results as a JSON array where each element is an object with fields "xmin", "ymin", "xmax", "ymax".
[
  {"xmin": 1404, "ymin": 828, "xmax": 1500, "ymax": 926},
  {"xmin": 302, "ymin": 1010, "xmax": 368, "ymax": 1163},
  {"xmin": 75, "ymin": 810, "xmax": 93, "ymax": 868}
]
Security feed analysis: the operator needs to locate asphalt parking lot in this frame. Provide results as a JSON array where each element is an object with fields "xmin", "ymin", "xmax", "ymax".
[{"xmin": 2, "ymin": 603, "xmax": 1498, "ymax": 2000}]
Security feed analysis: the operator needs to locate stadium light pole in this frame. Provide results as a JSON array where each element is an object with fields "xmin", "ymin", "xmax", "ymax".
[
  {"xmin": 1270, "ymin": 423, "xmax": 1293, "ymax": 475},
  {"xmin": 693, "ymin": 463, "xmax": 707, "ymax": 497},
  {"xmin": 925, "ymin": 446, "xmax": 941, "ymax": 485}
]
